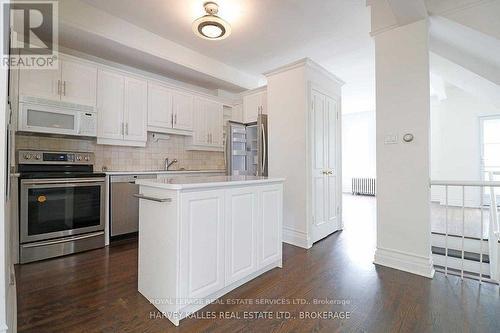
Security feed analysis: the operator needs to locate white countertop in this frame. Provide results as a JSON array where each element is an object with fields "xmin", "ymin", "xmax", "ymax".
[
  {"xmin": 105, "ymin": 169, "xmax": 226, "ymax": 176},
  {"xmin": 136, "ymin": 175, "xmax": 285, "ymax": 190}
]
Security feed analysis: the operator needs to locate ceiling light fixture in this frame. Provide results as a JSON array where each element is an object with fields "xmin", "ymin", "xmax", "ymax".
[{"xmin": 192, "ymin": 2, "xmax": 231, "ymax": 40}]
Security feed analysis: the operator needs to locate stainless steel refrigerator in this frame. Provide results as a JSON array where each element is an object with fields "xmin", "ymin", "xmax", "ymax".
[{"xmin": 226, "ymin": 115, "xmax": 268, "ymax": 176}]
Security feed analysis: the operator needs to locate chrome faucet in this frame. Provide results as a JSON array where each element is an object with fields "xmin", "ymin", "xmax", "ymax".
[{"xmin": 165, "ymin": 158, "xmax": 178, "ymax": 171}]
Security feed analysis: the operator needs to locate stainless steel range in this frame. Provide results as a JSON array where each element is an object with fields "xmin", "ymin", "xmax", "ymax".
[{"xmin": 18, "ymin": 150, "xmax": 106, "ymax": 263}]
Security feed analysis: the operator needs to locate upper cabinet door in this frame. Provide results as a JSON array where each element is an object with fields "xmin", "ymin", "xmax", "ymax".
[
  {"xmin": 172, "ymin": 90, "xmax": 194, "ymax": 131},
  {"xmin": 60, "ymin": 58, "xmax": 97, "ymax": 107},
  {"xmin": 97, "ymin": 69, "xmax": 125, "ymax": 140},
  {"xmin": 243, "ymin": 93, "xmax": 261, "ymax": 123},
  {"xmin": 261, "ymin": 92, "xmax": 267, "ymax": 115},
  {"xmin": 208, "ymin": 101, "xmax": 223, "ymax": 147},
  {"xmin": 19, "ymin": 66, "xmax": 61, "ymax": 101},
  {"xmin": 148, "ymin": 83, "xmax": 173, "ymax": 130},
  {"xmin": 124, "ymin": 76, "xmax": 148, "ymax": 142},
  {"xmin": 192, "ymin": 98, "xmax": 208, "ymax": 145}
]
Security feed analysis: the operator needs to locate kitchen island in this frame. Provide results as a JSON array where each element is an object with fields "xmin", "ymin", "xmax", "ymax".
[{"xmin": 135, "ymin": 176, "xmax": 284, "ymax": 326}]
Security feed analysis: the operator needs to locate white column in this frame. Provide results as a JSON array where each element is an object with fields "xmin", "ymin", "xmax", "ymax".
[{"xmin": 373, "ymin": 19, "xmax": 434, "ymax": 278}]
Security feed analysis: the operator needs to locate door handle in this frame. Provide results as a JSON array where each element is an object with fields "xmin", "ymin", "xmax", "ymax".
[
  {"xmin": 133, "ymin": 194, "xmax": 172, "ymax": 203},
  {"xmin": 261, "ymin": 123, "xmax": 266, "ymax": 174},
  {"xmin": 21, "ymin": 231, "xmax": 104, "ymax": 248}
]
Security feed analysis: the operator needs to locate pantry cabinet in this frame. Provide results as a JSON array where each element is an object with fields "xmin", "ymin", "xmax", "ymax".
[
  {"xmin": 186, "ymin": 97, "xmax": 224, "ymax": 151},
  {"xmin": 19, "ymin": 55, "xmax": 97, "ymax": 107},
  {"xmin": 97, "ymin": 69, "xmax": 147, "ymax": 147}
]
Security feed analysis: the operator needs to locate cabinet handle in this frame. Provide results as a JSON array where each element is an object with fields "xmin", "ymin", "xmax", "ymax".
[
  {"xmin": 174, "ymin": 114, "xmax": 177, "ymax": 125},
  {"xmin": 133, "ymin": 194, "xmax": 172, "ymax": 203},
  {"xmin": 57, "ymin": 80, "xmax": 61, "ymax": 95},
  {"xmin": 126, "ymin": 123, "xmax": 129, "ymax": 135},
  {"xmin": 63, "ymin": 81, "xmax": 67, "ymax": 96},
  {"xmin": 121, "ymin": 122, "xmax": 124, "ymax": 135},
  {"xmin": 207, "ymin": 133, "xmax": 210, "ymax": 143}
]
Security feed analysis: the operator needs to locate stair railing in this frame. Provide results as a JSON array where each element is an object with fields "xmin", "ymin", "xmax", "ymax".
[
  {"xmin": 430, "ymin": 179, "xmax": 500, "ymax": 283},
  {"xmin": 488, "ymin": 172, "xmax": 500, "ymax": 282}
]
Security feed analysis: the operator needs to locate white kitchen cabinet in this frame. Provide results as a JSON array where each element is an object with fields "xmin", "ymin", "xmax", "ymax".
[
  {"xmin": 97, "ymin": 69, "xmax": 147, "ymax": 147},
  {"xmin": 147, "ymin": 82, "xmax": 173, "ymax": 131},
  {"xmin": 60, "ymin": 58, "xmax": 97, "ymax": 106},
  {"xmin": 225, "ymin": 188, "xmax": 258, "ymax": 284},
  {"xmin": 243, "ymin": 89, "xmax": 267, "ymax": 123},
  {"xmin": 180, "ymin": 190, "xmax": 225, "ymax": 300},
  {"xmin": 19, "ymin": 56, "xmax": 97, "ymax": 107},
  {"xmin": 18, "ymin": 66, "xmax": 60, "ymax": 101},
  {"xmin": 207, "ymin": 100, "xmax": 224, "ymax": 146},
  {"xmin": 258, "ymin": 185, "xmax": 283, "ymax": 267},
  {"xmin": 186, "ymin": 97, "xmax": 223, "ymax": 151},
  {"xmin": 97, "ymin": 69, "xmax": 124, "ymax": 141},
  {"xmin": 124, "ymin": 77, "xmax": 148, "ymax": 142},
  {"xmin": 172, "ymin": 90, "xmax": 194, "ymax": 131},
  {"xmin": 147, "ymin": 83, "xmax": 194, "ymax": 135},
  {"xmin": 137, "ymin": 178, "xmax": 284, "ymax": 326}
]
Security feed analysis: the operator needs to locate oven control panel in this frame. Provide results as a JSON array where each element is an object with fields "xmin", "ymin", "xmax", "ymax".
[{"xmin": 18, "ymin": 150, "xmax": 94, "ymax": 165}]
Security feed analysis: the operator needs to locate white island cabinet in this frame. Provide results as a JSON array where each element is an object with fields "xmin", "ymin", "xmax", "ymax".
[{"xmin": 135, "ymin": 176, "xmax": 284, "ymax": 326}]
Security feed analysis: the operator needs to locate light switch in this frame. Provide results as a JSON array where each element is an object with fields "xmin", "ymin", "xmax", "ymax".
[{"xmin": 384, "ymin": 135, "xmax": 398, "ymax": 145}]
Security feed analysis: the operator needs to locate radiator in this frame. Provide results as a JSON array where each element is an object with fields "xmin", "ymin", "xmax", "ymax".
[{"xmin": 352, "ymin": 178, "xmax": 376, "ymax": 196}]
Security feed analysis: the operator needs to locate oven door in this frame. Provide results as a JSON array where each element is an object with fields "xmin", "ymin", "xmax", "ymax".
[{"xmin": 20, "ymin": 178, "xmax": 105, "ymax": 244}]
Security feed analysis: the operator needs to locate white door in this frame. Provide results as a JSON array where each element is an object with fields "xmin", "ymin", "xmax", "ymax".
[
  {"xmin": 148, "ymin": 83, "xmax": 173, "ymax": 130},
  {"xmin": 311, "ymin": 90, "xmax": 340, "ymax": 243},
  {"xmin": 259, "ymin": 185, "xmax": 283, "ymax": 267},
  {"xmin": 60, "ymin": 58, "xmax": 97, "ymax": 106},
  {"xmin": 181, "ymin": 190, "xmax": 225, "ymax": 300},
  {"xmin": 124, "ymin": 76, "xmax": 148, "ymax": 142},
  {"xmin": 172, "ymin": 90, "xmax": 193, "ymax": 131},
  {"xmin": 97, "ymin": 69, "xmax": 124, "ymax": 140},
  {"xmin": 225, "ymin": 188, "xmax": 258, "ymax": 284},
  {"xmin": 19, "ymin": 66, "xmax": 61, "ymax": 101}
]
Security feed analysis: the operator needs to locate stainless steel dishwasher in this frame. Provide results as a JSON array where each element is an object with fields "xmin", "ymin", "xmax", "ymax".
[{"xmin": 110, "ymin": 174, "xmax": 157, "ymax": 238}]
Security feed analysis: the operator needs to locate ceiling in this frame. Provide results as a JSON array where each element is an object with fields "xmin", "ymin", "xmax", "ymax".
[{"xmin": 79, "ymin": 0, "xmax": 375, "ymax": 113}]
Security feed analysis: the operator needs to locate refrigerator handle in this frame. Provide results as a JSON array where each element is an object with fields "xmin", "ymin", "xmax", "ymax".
[{"xmin": 261, "ymin": 123, "xmax": 266, "ymax": 174}]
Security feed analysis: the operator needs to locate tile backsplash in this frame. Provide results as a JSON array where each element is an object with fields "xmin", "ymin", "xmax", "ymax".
[{"xmin": 15, "ymin": 133, "xmax": 226, "ymax": 172}]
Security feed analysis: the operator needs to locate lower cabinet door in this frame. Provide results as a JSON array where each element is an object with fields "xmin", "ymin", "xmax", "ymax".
[
  {"xmin": 180, "ymin": 190, "xmax": 225, "ymax": 301},
  {"xmin": 259, "ymin": 185, "xmax": 283, "ymax": 268},
  {"xmin": 225, "ymin": 188, "xmax": 258, "ymax": 285}
]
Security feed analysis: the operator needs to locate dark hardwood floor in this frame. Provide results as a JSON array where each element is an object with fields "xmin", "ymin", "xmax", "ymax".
[{"xmin": 16, "ymin": 195, "xmax": 500, "ymax": 332}]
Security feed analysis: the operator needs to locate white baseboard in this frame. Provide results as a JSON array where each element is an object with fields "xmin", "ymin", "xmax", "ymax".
[
  {"xmin": 374, "ymin": 247, "xmax": 435, "ymax": 278},
  {"xmin": 282, "ymin": 227, "xmax": 311, "ymax": 249}
]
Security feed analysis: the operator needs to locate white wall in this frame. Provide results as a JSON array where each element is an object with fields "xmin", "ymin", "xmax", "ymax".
[
  {"xmin": 373, "ymin": 19, "xmax": 434, "ymax": 278},
  {"xmin": 431, "ymin": 84, "xmax": 500, "ymax": 206},
  {"xmin": 342, "ymin": 111, "xmax": 376, "ymax": 193}
]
